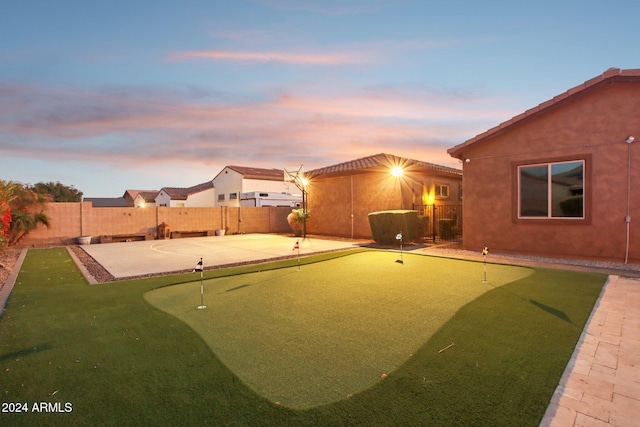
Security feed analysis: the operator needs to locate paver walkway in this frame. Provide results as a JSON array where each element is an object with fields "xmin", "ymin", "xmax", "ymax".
[{"xmin": 540, "ymin": 275, "xmax": 640, "ymax": 427}]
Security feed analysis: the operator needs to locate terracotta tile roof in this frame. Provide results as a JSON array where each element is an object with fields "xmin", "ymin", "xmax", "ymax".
[
  {"xmin": 137, "ymin": 191, "xmax": 159, "ymax": 202},
  {"xmin": 225, "ymin": 165, "xmax": 284, "ymax": 180},
  {"xmin": 161, "ymin": 181, "xmax": 213, "ymax": 200},
  {"xmin": 124, "ymin": 189, "xmax": 157, "ymax": 200},
  {"xmin": 123, "ymin": 190, "xmax": 141, "ymax": 199},
  {"xmin": 308, "ymin": 153, "xmax": 461, "ymax": 177},
  {"xmin": 448, "ymin": 68, "xmax": 640, "ymax": 158}
]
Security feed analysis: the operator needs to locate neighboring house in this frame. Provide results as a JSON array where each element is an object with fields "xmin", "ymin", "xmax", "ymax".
[
  {"xmin": 212, "ymin": 165, "xmax": 301, "ymax": 207},
  {"xmin": 306, "ymin": 153, "xmax": 462, "ymax": 239},
  {"xmin": 123, "ymin": 190, "xmax": 142, "ymax": 206},
  {"xmin": 133, "ymin": 191, "xmax": 159, "ymax": 208},
  {"xmin": 155, "ymin": 181, "xmax": 215, "ymax": 207},
  {"xmin": 448, "ymin": 67, "xmax": 640, "ymax": 262},
  {"xmin": 85, "ymin": 189, "xmax": 155, "ymax": 207}
]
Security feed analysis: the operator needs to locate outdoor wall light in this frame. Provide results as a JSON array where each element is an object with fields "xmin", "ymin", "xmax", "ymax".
[
  {"xmin": 626, "ymin": 136, "xmax": 635, "ymax": 144},
  {"xmin": 391, "ymin": 166, "xmax": 403, "ymax": 177},
  {"xmin": 464, "ymin": 158, "xmax": 471, "ymax": 163}
]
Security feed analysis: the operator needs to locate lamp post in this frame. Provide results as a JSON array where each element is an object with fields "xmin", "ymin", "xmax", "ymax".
[
  {"xmin": 289, "ymin": 173, "xmax": 309, "ymax": 238},
  {"xmin": 284, "ymin": 166, "xmax": 309, "ymax": 239}
]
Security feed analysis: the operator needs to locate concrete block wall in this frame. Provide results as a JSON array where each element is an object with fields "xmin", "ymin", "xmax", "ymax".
[{"xmin": 19, "ymin": 203, "xmax": 293, "ymax": 246}]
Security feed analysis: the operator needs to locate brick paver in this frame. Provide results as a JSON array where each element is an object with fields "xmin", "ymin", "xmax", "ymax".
[{"xmin": 540, "ymin": 275, "xmax": 640, "ymax": 427}]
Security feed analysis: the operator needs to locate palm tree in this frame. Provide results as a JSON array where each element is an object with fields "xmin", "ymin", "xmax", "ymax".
[{"xmin": 6, "ymin": 184, "xmax": 50, "ymax": 246}]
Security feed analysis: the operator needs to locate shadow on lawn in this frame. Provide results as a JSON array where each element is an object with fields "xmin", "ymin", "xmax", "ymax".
[
  {"xmin": 529, "ymin": 299, "xmax": 572, "ymax": 324},
  {"xmin": 484, "ymin": 279, "xmax": 573, "ymax": 325},
  {"xmin": 225, "ymin": 284, "xmax": 252, "ymax": 292},
  {"xmin": 0, "ymin": 342, "xmax": 54, "ymax": 362},
  {"xmin": 219, "ymin": 269, "xmax": 300, "ymax": 294}
]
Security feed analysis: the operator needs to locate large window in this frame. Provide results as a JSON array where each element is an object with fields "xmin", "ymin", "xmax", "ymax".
[{"xmin": 518, "ymin": 160, "xmax": 584, "ymax": 218}]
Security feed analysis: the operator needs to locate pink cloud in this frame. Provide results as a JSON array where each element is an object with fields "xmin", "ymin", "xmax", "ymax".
[
  {"xmin": 275, "ymin": 88, "xmax": 513, "ymax": 122},
  {"xmin": 166, "ymin": 49, "xmax": 370, "ymax": 65},
  {"xmin": 0, "ymin": 81, "xmax": 509, "ymax": 175}
]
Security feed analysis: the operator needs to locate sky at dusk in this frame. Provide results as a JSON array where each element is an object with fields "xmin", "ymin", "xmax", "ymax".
[{"xmin": 1, "ymin": 0, "xmax": 639, "ymax": 196}]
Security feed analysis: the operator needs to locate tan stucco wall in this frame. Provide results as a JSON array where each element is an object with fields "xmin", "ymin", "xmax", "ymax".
[
  {"xmin": 306, "ymin": 171, "xmax": 462, "ymax": 239},
  {"xmin": 20, "ymin": 204, "xmax": 292, "ymax": 246},
  {"xmin": 457, "ymin": 81, "xmax": 640, "ymax": 262}
]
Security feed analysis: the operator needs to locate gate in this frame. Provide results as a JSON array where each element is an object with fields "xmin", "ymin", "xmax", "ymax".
[{"xmin": 413, "ymin": 204, "xmax": 462, "ymax": 243}]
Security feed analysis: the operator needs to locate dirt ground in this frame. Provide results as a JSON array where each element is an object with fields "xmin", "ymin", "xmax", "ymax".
[
  {"xmin": 0, "ymin": 247, "xmax": 21, "ymax": 288},
  {"xmin": 68, "ymin": 245, "xmax": 115, "ymax": 282}
]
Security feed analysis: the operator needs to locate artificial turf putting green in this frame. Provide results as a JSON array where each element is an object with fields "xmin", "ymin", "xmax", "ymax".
[
  {"xmin": 145, "ymin": 250, "xmax": 533, "ymax": 409},
  {"xmin": 1, "ymin": 247, "xmax": 607, "ymax": 426}
]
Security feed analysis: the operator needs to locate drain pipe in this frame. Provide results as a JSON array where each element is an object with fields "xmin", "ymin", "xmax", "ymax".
[
  {"xmin": 350, "ymin": 175, "xmax": 354, "ymax": 239},
  {"xmin": 624, "ymin": 135, "xmax": 635, "ymax": 264}
]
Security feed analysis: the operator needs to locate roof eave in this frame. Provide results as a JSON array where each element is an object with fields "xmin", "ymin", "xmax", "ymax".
[{"xmin": 448, "ymin": 68, "xmax": 640, "ymax": 159}]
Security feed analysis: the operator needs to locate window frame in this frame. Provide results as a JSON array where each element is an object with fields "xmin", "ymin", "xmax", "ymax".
[
  {"xmin": 434, "ymin": 183, "xmax": 450, "ymax": 199},
  {"xmin": 512, "ymin": 154, "xmax": 591, "ymax": 224}
]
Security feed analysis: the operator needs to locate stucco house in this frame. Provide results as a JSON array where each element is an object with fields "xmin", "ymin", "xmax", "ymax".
[
  {"xmin": 212, "ymin": 165, "xmax": 301, "ymax": 207},
  {"xmin": 306, "ymin": 153, "xmax": 462, "ymax": 240},
  {"xmin": 84, "ymin": 189, "xmax": 151, "ymax": 207},
  {"xmin": 133, "ymin": 191, "xmax": 159, "ymax": 208},
  {"xmin": 448, "ymin": 67, "xmax": 640, "ymax": 263},
  {"xmin": 155, "ymin": 181, "xmax": 215, "ymax": 208}
]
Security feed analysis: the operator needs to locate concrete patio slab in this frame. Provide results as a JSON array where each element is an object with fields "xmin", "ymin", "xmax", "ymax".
[{"xmin": 79, "ymin": 233, "xmax": 360, "ymax": 278}]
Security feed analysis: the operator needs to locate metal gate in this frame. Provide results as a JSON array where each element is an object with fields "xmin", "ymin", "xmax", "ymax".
[{"xmin": 413, "ymin": 204, "xmax": 462, "ymax": 243}]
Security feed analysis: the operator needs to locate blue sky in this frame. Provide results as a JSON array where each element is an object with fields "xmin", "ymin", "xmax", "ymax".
[{"xmin": 1, "ymin": 0, "xmax": 638, "ymax": 196}]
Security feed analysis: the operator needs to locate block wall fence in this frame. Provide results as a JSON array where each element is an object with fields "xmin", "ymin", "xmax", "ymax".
[{"xmin": 20, "ymin": 202, "xmax": 293, "ymax": 246}]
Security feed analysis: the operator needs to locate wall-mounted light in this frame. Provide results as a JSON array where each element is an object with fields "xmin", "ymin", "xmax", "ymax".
[
  {"xmin": 464, "ymin": 158, "xmax": 471, "ymax": 163},
  {"xmin": 626, "ymin": 136, "xmax": 635, "ymax": 144},
  {"xmin": 391, "ymin": 166, "xmax": 403, "ymax": 177}
]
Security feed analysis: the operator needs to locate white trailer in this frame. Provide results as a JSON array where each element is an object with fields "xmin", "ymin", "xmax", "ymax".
[{"xmin": 240, "ymin": 192, "xmax": 302, "ymax": 207}]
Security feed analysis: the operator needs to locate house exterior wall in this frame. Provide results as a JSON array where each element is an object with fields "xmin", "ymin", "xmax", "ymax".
[
  {"xmin": 456, "ymin": 81, "xmax": 640, "ymax": 262},
  {"xmin": 306, "ymin": 170, "xmax": 462, "ymax": 239},
  {"xmin": 155, "ymin": 190, "xmax": 173, "ymax": 207},
  {"xmin": 213, "ymin": 167, "xmax": 295, "ymax": 207},
  {"xmin": 184, "ymin": 188, "xmax": 216, "ymax": 207},
  {"xmin": 134, "ymin": 195, "xmax": 156, "ymax": 208},
  {"xmin": 213, "ymin": 167, "xmax": 243, "ymax": 207}
]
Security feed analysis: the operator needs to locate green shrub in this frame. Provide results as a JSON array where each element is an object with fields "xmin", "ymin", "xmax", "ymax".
[
  {"xmin": 287, "ymin": 208, "xmax": 310, "ymax": 236},
  {"xmin": 417, "ymin": 215, "xmax": 430, "ymax": 239},
  {"xmin": 438, "ymin": 218, "xmax": 456, "ymax": 239},
  {"xmin": 368, "ymin": 210, "xmax": 418, "ymax": 245}
]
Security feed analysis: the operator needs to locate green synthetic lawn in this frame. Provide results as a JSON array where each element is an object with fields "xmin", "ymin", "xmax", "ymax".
[
  {"xmin": 0, "ymin": 247, "xmax": 606, "ymax": 426},
  {"xmin": 144, "ymin": 251, "xmax": 533, "ymax": 409}
]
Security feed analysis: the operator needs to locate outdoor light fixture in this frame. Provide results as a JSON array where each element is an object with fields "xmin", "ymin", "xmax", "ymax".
[
  {"xmin": 391, "ymin": 166, "xmax": 403, "ymax": 177},
  {"xmin": 626, "ymin": 136, "xmax": 635, "ymax": 144}
]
